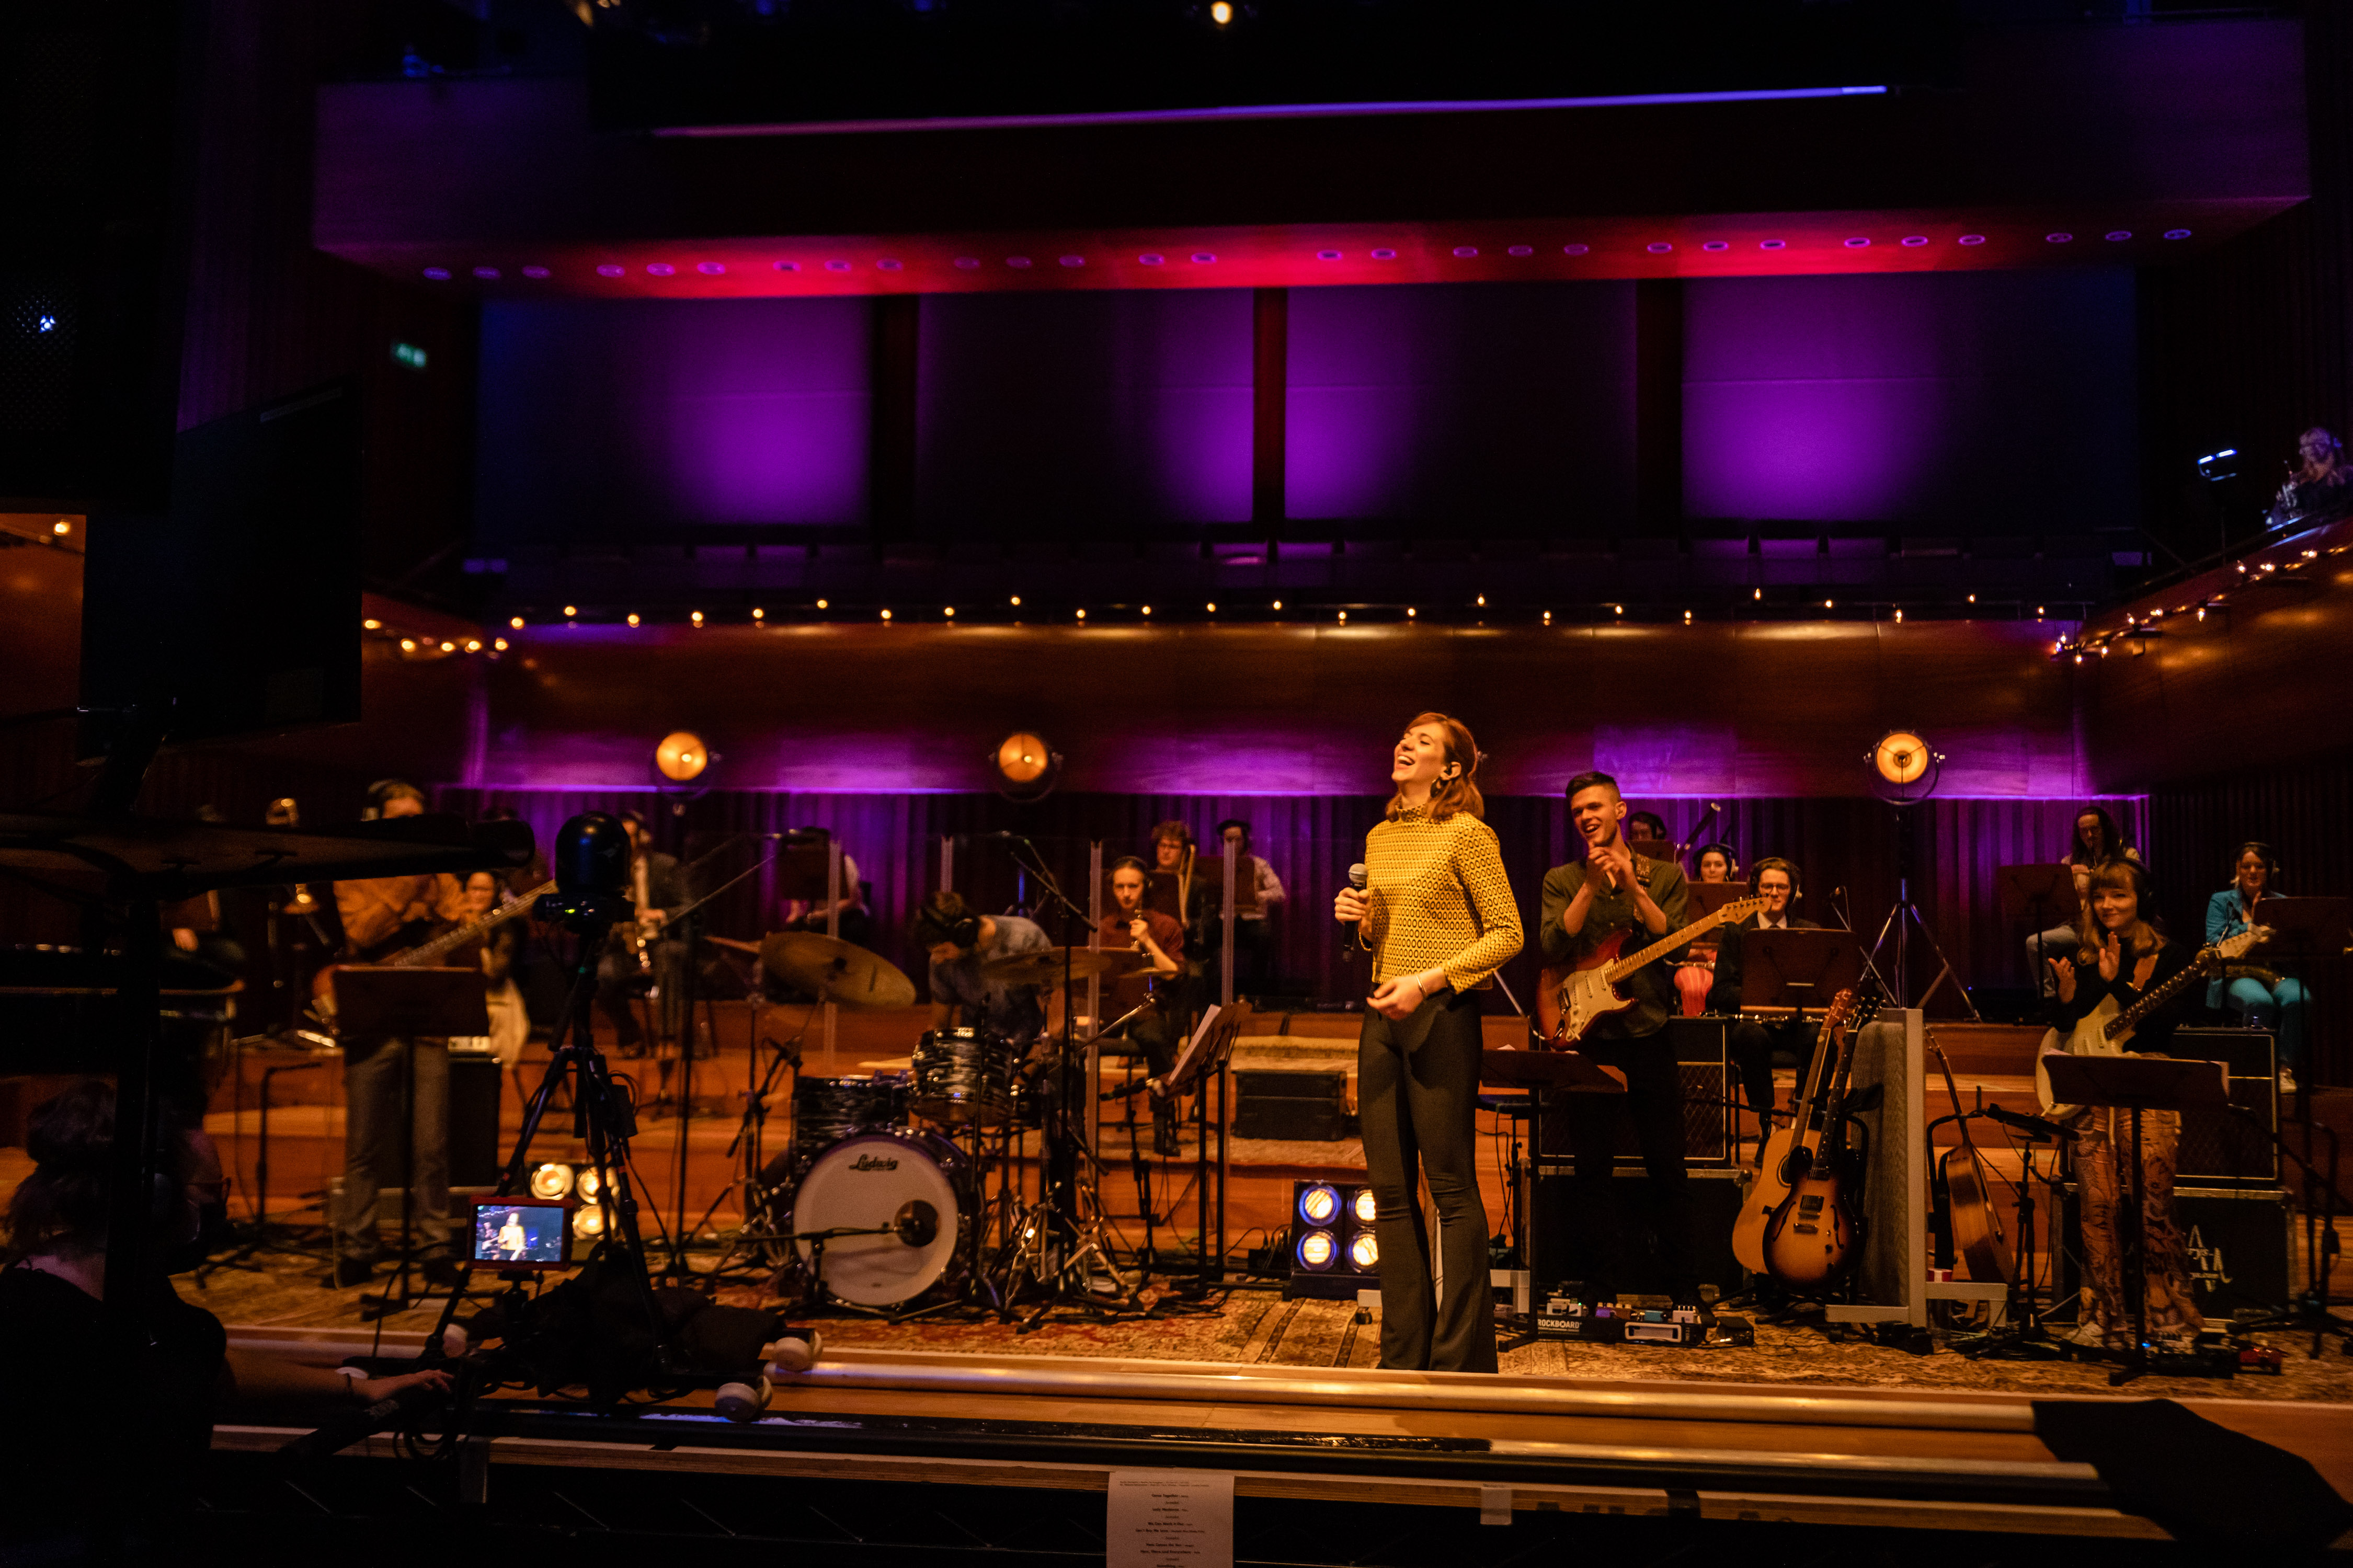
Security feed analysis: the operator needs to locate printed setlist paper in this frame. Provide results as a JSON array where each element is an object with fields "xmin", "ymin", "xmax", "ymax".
[{"xmin": 1106, "ymin": 1470, "xmax": 1235, "ymax": 1568}]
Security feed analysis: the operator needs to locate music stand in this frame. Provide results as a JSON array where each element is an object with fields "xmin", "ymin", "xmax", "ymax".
[
  {"xmin": 2038, "ymin": 1052, "xmax": 2230, "ymax": 1385},
  {"xmin": 1998, "ymin": 864, "xmax": 2080, "ymax": 998},
  {"xmin": 1741, "ymin": 930, "xmax": 1866, "ymax": 1013},
  {"xmin": 1688, "ymin": 883, "xmax": 1750, "ymax": 920},
  {"xmin": 332, "ymin": 968, "xmax": 488, "ymax": 1318}
]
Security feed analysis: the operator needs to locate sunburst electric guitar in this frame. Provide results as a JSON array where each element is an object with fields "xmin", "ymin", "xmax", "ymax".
[
  {"xmin": 1732, "ymin": 986, "xmax": 1864, "ymax": 1274},
  {"xmin": 1760, "ymin": 990, "xmax": 1879, "ymax": 1290},
  {"xmin": 2034, "ymin": 925, "xmax": 2270, "ymax": 1119},
  {"xmin": 1538, "ymin": 895, "xmax": 1767, "ymax": 1047},
  {"xmin": 311, "ymin": 881, "xmax": 555, "ymax": 1024}
]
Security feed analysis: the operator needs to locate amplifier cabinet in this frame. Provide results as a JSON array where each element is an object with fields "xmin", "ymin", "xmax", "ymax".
[
  {"xmin": 2058, "ymin": 1183, "xmax": 2291, "ymax": 1321},
  {"xmin": 1233, "ymin": 1068, "xmax": 1351, "ymax": 1141},
  {"xmin": 1536, "ymin": 1016, "xmax": 1734, "ymax": 1169},
  {"xmin": 1527, "ymin": 1167, "xmax": 1747, "ymax": 1298},
  {"xmin": 2167, "ymin": 1026, "xmax": 2278, "ymax": 1187},
  {"xmin": 447, "ymin": 1050, "xmax": 505, "ymax": 1189}
]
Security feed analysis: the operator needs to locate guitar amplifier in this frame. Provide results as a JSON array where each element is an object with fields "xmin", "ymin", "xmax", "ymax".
[
  {"xmin": 2058, "ymin": 1183, "xmax": 2291, "ymax": 1319},
  {"xmin": 1536, "ymin": 1017, "xmax": 1733, "ymax": 1168},
  {"xmin": 2166, "ymin": 1026, "xmax": 2278, "ymax": 1187},
  {"xmin": 447, "ymin": 1049, "xmax": 505, "ymax": 1188},
  {"xmin": 1233, "ymin": 1069, "xmax": 1351, "ymax": 1141}
]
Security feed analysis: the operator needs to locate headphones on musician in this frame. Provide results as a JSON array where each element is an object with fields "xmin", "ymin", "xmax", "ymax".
[
  {"xmin": 362, "ymin": 777, "xmax": 424, "ymax": 821},
  {"xmin": 2234, "ymin": 840, "xmax": 2281, "ymax": 878},
  {"xmin": 1749, "ymin": 856, "xmax": 1802, "ymax": 899},
  {"xmin": 911, "ymin": 890, "xmax": 983, "ymax": 951}
]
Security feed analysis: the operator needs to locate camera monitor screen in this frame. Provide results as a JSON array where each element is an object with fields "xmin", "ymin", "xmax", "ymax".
[{"xmin": 469, "ymin": 1200, "xmax": 572, "ymax": 1269}]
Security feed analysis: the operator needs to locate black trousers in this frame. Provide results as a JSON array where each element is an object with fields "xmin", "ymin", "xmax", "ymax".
[
  {"xmin": 1729, "ymin": 1015, "xmax": 1819, "ymax": 1119},
  {"xmin": 1556, "ymin": 1034, "xmax": 1698, "ymax": 1300},
  {"xmin": 1358, "ymin": 988, "xmax": 1497, "ymax": 1373}
]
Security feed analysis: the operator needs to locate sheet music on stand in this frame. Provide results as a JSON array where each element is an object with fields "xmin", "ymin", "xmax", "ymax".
[{"xmin": 1741, "ymin": 929, "xmax": 1866, "ymax": 1013}]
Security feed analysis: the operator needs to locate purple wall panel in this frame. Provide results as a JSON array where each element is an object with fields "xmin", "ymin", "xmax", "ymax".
[
  {"xmin": 475, "ymin": 298, "xmax": 873, "ymax": 542},
  {"xmin": 916, "ymin": 289, "xmax": 1252, "ymax": 528},
  {"xmin": 1285, "ymin": 282, "xmax": 1635, "ymax": 524},
  {"xmin": 1682, "ymin": 270, "xmax": 2138, "ymax": 527}
]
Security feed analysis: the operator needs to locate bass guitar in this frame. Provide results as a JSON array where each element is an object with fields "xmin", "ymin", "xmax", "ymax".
[
  {"xmin": 1760, "ymin": 990, "xmax": 1879, "ymax": 1290},
  {"xmin": 1732, "ymin": 986, "xmax": 1860, "ymax": 1274},
  {"xmin": 312, "ymin": 880, "xmax": 555, "ymax": 1023},
  {"xmin": 1538, "ymin": 894, "xmax": 1767, "ymax": 1047},
  {"xmin": 2033, "ymin": 925, "xmax": 2270, "ymax": 1119}
]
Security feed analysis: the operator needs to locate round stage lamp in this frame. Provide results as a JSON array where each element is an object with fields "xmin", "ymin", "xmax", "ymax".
[
  {"xmin": 1298, "ymin": 1183, "xmax": 1340, "ymax": 1226},
  {"xmin": 655, "ymin": 730, "xmax": 710, "ymax": 784},
  {"xmin": 575, "ymin": 1165, "xmax": 604, "ymax": 1203},
  {"xmin": 573, "ymin": 1204, "xmax": 607, "ymax": 1240},
  {"xmin": 1296, "ymin": 1230, "xmax": 1338, "ymax": 1271},
  {"xmin": 991, "ymin": 731, "xmax": 1063, "ymax": 800},
  {"xmin": 1349, "ymin": 1232, "xmax": 1379, "ymax": 1271},
  {"xmin": 1869, "ymin": 729, "xmax": 1942, "ymax": 806},
  {"xmin": 530, "ymin": 1162, "xmax": 574, "ymax": 1200},
  {"xmin": 1352, "ymin": 1187, "xmax": 1378, "ymax": 1226}
]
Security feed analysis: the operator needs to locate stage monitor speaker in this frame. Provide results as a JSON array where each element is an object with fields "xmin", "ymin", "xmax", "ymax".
[
  {"xmin": 1528, "ymin": 1169, "xmax": 1745, "ymax": 1298},
  {"xmin": 1234, "ymin": 1069, "xmax": 1349, "ymax": 1141},
  {"xmin": 448, "ymin": 1051, "xmax": 504, "ymax": 1189},
  {"xmin": 2059, "ymin": 1184, "xmax": 2291, "ymax": 1321},
  {"xmin": 2168, "ymin": 1026, "xmax": 2278, "ymax": 1187},
  {"xmin": 1536, "ymin": 1017, "xmax": 1731, "ymax": 1168}
]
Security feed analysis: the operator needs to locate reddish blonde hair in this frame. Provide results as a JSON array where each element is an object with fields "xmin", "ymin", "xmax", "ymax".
[{"xmin": 1387, "ymin": 712, "xmax": 1486, "ymax": 823}]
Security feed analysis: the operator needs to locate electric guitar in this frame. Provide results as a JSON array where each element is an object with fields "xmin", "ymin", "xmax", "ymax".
[
  {"xmin": 1731, "ymin": 986, "xmax": 1861, "ymax": 1274},
  {"xmin": 2033, "ymin": 925, "xmax": 2270, "ymax": 1119},
  {"xmin": 1538, "ymin": 895, "xmax": 1767, "ymax": 1047},
  {"xmin": 311, "ymin": 880, "xmax": 555, "ymax": 1022},
  {"xmin": 1760, "ymin": 990, "xmax": 1878, "ymax": 1290}
]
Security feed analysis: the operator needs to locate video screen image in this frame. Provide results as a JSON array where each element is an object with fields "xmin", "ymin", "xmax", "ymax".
[{"xmin": 471, "ymin": 1202, "xmax": 566, "ymax": 1265}]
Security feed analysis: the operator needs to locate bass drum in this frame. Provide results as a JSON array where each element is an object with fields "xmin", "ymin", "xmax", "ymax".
[{"xmin": 784, "ymin": 1128, "xmax": 968, "ymax": 1309}]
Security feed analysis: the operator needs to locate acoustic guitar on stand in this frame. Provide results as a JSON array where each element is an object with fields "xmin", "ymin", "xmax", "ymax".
[
  {"xmin": 1537, "ymin": 896, "xmax": 1766, "ymax": 1047},
  {"xmin": 1760, "ymin": 990, "xmax": 1879, "ymax": 1290},
  {"xmin": 1732, "ymin": 987, "xmax": 1860, "ymax": 1274},
  {"xmin": 310, "ymin": 880, "xmax": 555, "ymax": 1025}
]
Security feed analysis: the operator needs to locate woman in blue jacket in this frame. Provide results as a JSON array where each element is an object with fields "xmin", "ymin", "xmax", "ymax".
[{"xmin": 2206, "ymin": 841, "xmax": 2307, "ymax": 1090}]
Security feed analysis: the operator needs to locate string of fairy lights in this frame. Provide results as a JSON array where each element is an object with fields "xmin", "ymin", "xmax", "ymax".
[{"xmin": 2048, "ymin": 524, "xmax": 2351, "ymax": 665}]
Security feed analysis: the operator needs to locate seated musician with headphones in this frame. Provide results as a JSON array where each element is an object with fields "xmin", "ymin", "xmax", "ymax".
[
  {"xmin": 1707, "ymin": 856, "xmax": 1820, "ymax": 1124},
  {"xmin": 1101, "ymin": 856, "xmax": 1187, "ymax": 1154},
  {"xmin": 910, "ymin": 890, "xmax": 1058, "ymax": 1047},
  {"xmin": 2207, "ymin": 841, "xmax": 2308, "ymax": 1093}
]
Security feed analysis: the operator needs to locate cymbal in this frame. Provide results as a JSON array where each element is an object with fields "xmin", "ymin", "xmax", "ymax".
[
  {"xmin": 705, "ymin": 935, "xmax": 763, "ymax": 957},
  {"xmin": 980, "ymin": 946, "xmax": 1149, "ymax": 986},
  {"xmin": 759, "ymin": 931, "xmax": 916, "ymax": 1009}
]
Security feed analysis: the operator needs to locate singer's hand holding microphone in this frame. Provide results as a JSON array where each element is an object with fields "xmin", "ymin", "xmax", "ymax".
[{"xmin": 1333, "ymin": 863, "xmax": 1369, "ymax": 941}]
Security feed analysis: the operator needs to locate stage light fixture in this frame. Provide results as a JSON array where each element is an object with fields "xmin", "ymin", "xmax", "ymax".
[
  {"xmin": 751, "ymin": 607, "xmax": 764, "ymax": 620},
  {"xmin": 691, "ymin": 611, "xmax": 704, "ymax": 625},
  {"xmin": 881, "ymin": 608, "xmax": 893, "ymax": 621},
  {"xmin": 1350, "ymin": 1233, "xmax": 1379, "ymax": 1271},
  {"xmin": 1297, "ymin": 1230, "xmax": 1337, "ymax": 1269},
  {"xmin": 576, "ymin": 1165, "xmax": 604, "ymax": 1203},
  {"xmin": 1076, "ymin": 608, "xmax": 1086, "ymax": 620},
  {"xmin": 993, "ymin": 731, "xmax": 1062, "ymax": 800},
  {"xmin": 1287, "ymin": 1180, "xmax": 1381, "ymax": 1298},
  {"xmin": 564, "ymin": 605, "xmax": 577, "ymax": 617},
  {"xmin": 1272, "ymin": 599, "xmax": 1283, "ymax": 610},
  {"xmin": 1299, "ymin": 1184, "xmax": 1340, "ymax": 1226},
  {"xmin": 2197, "ymin": 447, "xmax": 2242, "ymax": 483},
  {"xmin": 1352, "ymin": 1187, "xmax": 1378, "ymax": 1226},
  {"xmin": 511, "ymin": 616, "xmax": 525, "ymax": 628},
  {"xmin": 1141, "ymin": 604, "xmax": 1151, "ymax": 615},
  {"xmin": 363, "ymin": 618, "xmax": 381, "ymax": 630},
  {"xmin": 1406, "ymin": 607, "xmax": 1415, "ymax": 618},
  {"xmin": 944, "ymin": 606, "xmax": 955, "ymax": 617},
  {"xmin": 494, "ymin": 638, "xmax": 508, "ymax": 651},
  {"xmin": 627, "ymin": 613, "xmax": 640, "ymax": 626},
  {"xmin": 655, "ymin": 731, "xmax": 710, "ymax": 784},
  {"xmin": 1871, "ymin": 730, "xmax": 1935, "ymax": 794},
  {"xmin": 52, "ymin": 520, "xmax": 69, "ymax": 535},
  {"xmin": 530, "ymin": 1162, "xmax": 573, "ymax": 1199},
  {"xmin": 1010, "ymin": 595, "xmax": 1021, "ymax": 606},
  {"xmin": 1210, "ymin": 0, "xmax": 1232, "ymax": 21},
  {"xmin": 399, "ymin": 638, "xmax": 417, "ymax": 653},
  {"xmin": 1206, "ymin": 602, "xmax": 1216, "ymax": 612},
  {"xmin": 816, "ymin": 598, "xmax": 830, "ymax": 608},
  {"xmin": 573, "ymin": 1205, "xmax": 606, "ymax": 1240}
]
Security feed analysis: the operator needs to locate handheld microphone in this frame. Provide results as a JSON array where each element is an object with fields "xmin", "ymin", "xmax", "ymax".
[{"xmin": 1342, "ymin": 863, "xmax": 1368, "ymax": 956}]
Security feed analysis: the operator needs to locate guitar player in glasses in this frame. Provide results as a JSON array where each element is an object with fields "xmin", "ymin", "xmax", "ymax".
[
  {"xmin": 329, "ymin": 779, "xmax": 470, "ymax": 1289},
  {"xmin": 1538, "ymin": 771, "xmax": 1698, "ymax": 1303}
]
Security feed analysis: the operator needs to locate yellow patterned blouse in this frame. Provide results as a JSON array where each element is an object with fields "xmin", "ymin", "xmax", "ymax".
[{"xmin": 1358, "ymin": 807, "xmax": 1524, "ymax": 992}]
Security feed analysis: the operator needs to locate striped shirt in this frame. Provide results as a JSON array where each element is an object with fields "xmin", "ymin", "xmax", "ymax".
[{"xmin": 1359, "ymin": 808, "xmax": 1524, "ymax": 992}]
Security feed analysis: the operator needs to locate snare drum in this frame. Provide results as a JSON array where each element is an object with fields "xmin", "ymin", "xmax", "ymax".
[
  {"xmin": 784, "ymin": 1128, "xmax": 969, "ymax": 1308},
  {"xmin": 791, "ymin": 1071, "xmax": 908, "ymax": 1155},
  {"xmin": 910, "ymin": 1027, "xmax": 1014, "ymax": 1126}
]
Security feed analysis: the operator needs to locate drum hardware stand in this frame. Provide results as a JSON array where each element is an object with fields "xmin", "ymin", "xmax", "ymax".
[{"xmin": 692, "ymin": 1023, "xmax": 807, "ymax": 1276}]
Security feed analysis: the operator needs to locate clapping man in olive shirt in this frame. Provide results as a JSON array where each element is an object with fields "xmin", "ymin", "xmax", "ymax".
[{"xmin": 1537, "ymin": 771, "xmax": 1699, "ymax": 1302}]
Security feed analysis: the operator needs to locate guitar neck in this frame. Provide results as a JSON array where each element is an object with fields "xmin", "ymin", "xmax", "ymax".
[
  {"xmin": 397, "ymin": 880, "xmax": 554, "ymax": 967},
  {"xmin": 2104, "ymin": 946, "xmax": 2220, "ymax": 1039},
  {"xmin": 1608, "ymin": 911, "xmax": 1727, "ymax": 982}
]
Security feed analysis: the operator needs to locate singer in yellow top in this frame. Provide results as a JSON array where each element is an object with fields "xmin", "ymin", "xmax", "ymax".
[{"xmin": 1333, "ymin": 713, "xmax": 1523, "ymax": 1372}]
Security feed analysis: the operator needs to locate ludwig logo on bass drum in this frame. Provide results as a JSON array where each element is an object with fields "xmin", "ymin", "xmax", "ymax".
[{"xmin": 850, "ymin": 1154, "xmax": 900, "ymax": 1172}]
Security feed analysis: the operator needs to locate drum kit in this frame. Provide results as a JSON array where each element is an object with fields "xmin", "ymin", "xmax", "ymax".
[{"xmin": 717, "ymin": 933, "xmax": 1195, "ymax": 1321}]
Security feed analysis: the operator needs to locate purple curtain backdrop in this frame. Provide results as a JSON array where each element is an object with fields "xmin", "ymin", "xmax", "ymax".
[
  {"xmin": 435, "ymin": 785, "xmax": 2142, "ymax": 1020},
  {"xmin": 1682, "ymin": 270, "xmax": 2139, "ymax": 529}
]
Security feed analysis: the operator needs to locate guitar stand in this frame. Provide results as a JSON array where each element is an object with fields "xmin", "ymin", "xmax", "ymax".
[{"xmin": 1954, "ymin": 1120, "xmax": 2069, "ymax": 1361}]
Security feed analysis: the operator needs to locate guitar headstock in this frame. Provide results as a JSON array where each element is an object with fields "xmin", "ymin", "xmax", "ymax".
[
  {"xmin": 1819, "ymin": 988, "xmax": 1858, "ymax": 1039},
  {"xmin": 1715, "ymin": 896, "xmax": 1769, "ymax": 926}
]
